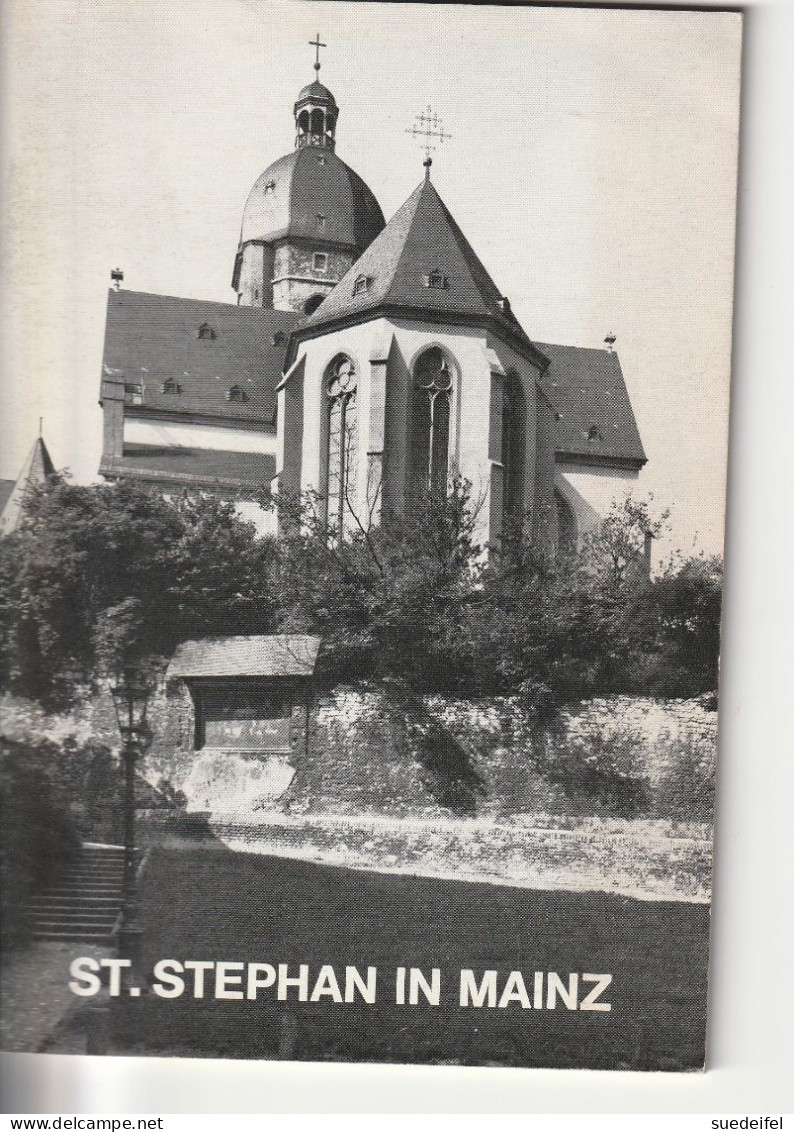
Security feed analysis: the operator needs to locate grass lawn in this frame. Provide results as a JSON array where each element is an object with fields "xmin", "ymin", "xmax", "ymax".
[{"xmin": 120, "ymin": 844, "xmax": 709, "ymax": 1070}]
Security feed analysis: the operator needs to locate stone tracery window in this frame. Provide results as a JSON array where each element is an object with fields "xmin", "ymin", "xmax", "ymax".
[
  {"xmin": 502, "ymin": 374, "xmax": 525, "ymax": 520},
  {"xmin": 410, "ymin": 347, "xmax": 453, "ymax": 500},
  {"xmin": 325, "ymin": 355, "xmax": 358, "ymax": 542}
]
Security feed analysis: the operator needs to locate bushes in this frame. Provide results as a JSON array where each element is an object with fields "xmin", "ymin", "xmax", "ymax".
[
  {"xmin": 533, "ymin": 719, "xmax": 652, "ymax": 819},
  {"xmin": 0, "ymin": 481, "xmax": 278, "ymax": 706},
  {"xmin": 0, "ymin": 738, "xmax": 82, "ymax": 947},
  {"xmin": 0, "ymin": 476, "xmax": 722, "ymax": 709}
]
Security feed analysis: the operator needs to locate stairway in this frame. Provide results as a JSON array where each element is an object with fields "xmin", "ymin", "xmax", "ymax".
[{"xmin": 26, "ymin": 844, "xmax": 126, "ymax": 943}]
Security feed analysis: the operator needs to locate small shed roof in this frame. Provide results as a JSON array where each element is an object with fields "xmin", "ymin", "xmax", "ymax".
[{"xmin": 167, "ymin": 635, "xmax": 322, "ymax": 679}]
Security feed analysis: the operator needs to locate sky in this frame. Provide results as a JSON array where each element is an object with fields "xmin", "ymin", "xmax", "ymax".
[{"xmin": 0, "ymin": 0, "xmax": 742, "ymax": 555}]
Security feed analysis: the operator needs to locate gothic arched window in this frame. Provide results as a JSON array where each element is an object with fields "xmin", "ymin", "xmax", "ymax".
[
  {"xmin": 555, "ymin": 490, "xmax": 577, "ymax": 557},
  {"xmin": 410, "ymin": 347, "xmax": 453, "ymax": 500},
  {"xmin": 325, "ymin": 355, "xmax": 358, "ymax": 542},
  {"xmin": 502, "ymin": 375, "xmax": 525, "ymax": 520}
]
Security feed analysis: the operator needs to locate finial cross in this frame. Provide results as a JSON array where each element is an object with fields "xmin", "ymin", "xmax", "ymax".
[
  {"xmin": 309, "ymin": 33, "xmax": 326, "ymax": 73},
  {"xmin": 406, "ymin": 106, "xmax": 452, "ymax": 164}
]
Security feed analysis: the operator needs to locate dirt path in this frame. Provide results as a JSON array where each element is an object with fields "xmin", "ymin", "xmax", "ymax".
[{"xmin": 1, "ymin": 940, "xmax": 111, "ymax": 1052}]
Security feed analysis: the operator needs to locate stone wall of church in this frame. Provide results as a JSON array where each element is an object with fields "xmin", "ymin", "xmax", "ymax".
[
  {"xmin": 271, "ymin": 241, "xmax": 355, "ymax": 314},
  {"xmin": 236, "ymin": 242, "xmax": 275, "ymax": 307},
  {"xmin": 282, "ymin": 319, "xmax": 560, "ymax": 550}
]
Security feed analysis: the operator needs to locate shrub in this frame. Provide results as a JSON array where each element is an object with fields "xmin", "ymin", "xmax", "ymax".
[{"xmin": 0, "ymin": 738, "xmax": 81, "ymax": 947}]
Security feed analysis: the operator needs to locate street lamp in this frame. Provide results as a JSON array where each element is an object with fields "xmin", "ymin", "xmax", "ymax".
[{"xmin": 110, "ymin": 671, "xmax": 152, "ymax": 965}]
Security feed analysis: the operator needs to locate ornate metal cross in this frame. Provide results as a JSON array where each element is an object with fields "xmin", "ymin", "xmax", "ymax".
[
  {"xmin": 406, "ymin": 106, "xmax": 452, "ymax": 162},
  {"xmin": 309, "ymin": 33, "xmax": 327, "ymax": 73}
]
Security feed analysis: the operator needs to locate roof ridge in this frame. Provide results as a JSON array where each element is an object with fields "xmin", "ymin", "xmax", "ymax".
[
  {"xmin": 427, "ymin": 182, "xmax": 504, "ymax": 306},
  {"xmin": 108, "ymin": 289, "xmax": 300, "ymax": 318},
  {"xmin": 378, "ymin": 179, "xmax": 429, "ymax": 299}
]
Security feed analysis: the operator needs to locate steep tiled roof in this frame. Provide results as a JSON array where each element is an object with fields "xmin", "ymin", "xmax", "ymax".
[
  {"xmin": 167, "ymin": 635, "xmax": 322, "ymax": 679},
  {"xmin": 537, "ymin": 343, "xmax": 646, "ymax": 469},
  {"xmin": 100, "ymin": 444, "xmax": 275, "ymax": 490},
  {"xmin": 101, "ymin": 290, "xmax": 298, "ymax": 422},
  {"xmin": 0, "ymin": 437, "xmax": 58, "ymax": 535},
  {"xmin": 0, "ymin": 481, "xmax": 14, "ymax": 514},
  {"xmin": 294, "ymin": 176, "xmax": 538, "ymax": 356}
]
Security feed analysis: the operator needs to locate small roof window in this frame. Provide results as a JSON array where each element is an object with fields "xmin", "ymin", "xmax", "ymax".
[
  {"xmin": 353, "ymin": 274, "xmax": 372, "ymax": 296},
  {"xmin": 423, "ymin": 269, "xmax": 448, "ymax": 290},
  {"xmin": 226, "ymin": 384, "xmax": 248, "ymax": 403},
  {"xmin": 197, "ymin": 322, "xmax": 216, "ymax": 340}
]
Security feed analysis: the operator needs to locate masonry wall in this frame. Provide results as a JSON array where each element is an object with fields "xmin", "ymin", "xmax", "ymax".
[
  {"xmin": 139, "ymin": 681, "xmax": 716, "ymax": 833},
  {"xmin": 271, "ymin": 241, "xmax": 355, "ymax": 313}
]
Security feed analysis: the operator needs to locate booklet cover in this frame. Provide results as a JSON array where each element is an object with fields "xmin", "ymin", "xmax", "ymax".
[{"xmin": 0, "ymin": 1, "xmax": 741, "ymax": 1072}]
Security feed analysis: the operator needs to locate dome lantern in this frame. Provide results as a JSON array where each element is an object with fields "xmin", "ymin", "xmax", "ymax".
[
  {"xmin": 294, "ymin": 81, "xmax": 338, "ymax": 152},
  {"xmin": 294, "ymin": 34, "xmax": 337, "ymax": 152},
  {"xmin": 232, "ymin": 36, "xmax": 384, "ymax": 312}
]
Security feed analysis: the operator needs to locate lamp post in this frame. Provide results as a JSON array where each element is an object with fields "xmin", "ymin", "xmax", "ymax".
[{"xmin": 110, "ymin": 671, "xmax": 152, "ymax": 965}]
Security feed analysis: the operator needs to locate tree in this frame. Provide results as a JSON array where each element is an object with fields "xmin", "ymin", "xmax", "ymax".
[
  {"xmin": 0, "ymin": 480, "xmax": 278, "ymax": 705},
  {"xmin": 581, "ymin": 494, "xmax": 670, "ymax": 593},
  {"xmin": 642, "ymin": 554, "xmax": 723, "ymax": 695},
  {"xmin": 273, "ymin": 476, "xmax": 485, "ymax": 688}
]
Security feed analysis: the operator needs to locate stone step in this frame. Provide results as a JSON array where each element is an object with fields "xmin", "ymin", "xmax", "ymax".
[
  {"xmin": 59, "ymin": 873, "xmax": 124, "ymax": 882},
  {"xmin": 27, "ymin": 909, "xmax": 118, "ymax": 922},
  {"xmin": 32, "ymin": 929, "xmax": 115, "ymax": 942},
  {"xmin": 28, "ymin": 895, "xmax": 121, "ymax": 906},
  {"xmin": 32, "ymin": 921, "xmax": 118, "ymax": 935},
  {"xmin": 38, "ymin": 893, "xmax": 122, "ymax": 904},
  {"xmin": 22, "ymin": 847, "xmax": 128, "ymax": 942},
  {"xmin": 58, "ymin": 879, "xmax": 124, "ymax": 887},
  {"xmin": 57, "ymin": 864, "xmax": 125, "ymax": 874},
  {"xmin": 41, "ymin": 878, "xmax": 122, "ymax": 887}
]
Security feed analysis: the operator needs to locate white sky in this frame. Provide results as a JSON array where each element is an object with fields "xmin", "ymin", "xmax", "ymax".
[{"xmin": 0, "ymin": 0, "xmax": 742, "ymax": 555}]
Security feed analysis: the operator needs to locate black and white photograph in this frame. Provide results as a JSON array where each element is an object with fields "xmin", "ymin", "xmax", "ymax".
[{"xmin": 0, "ymin": 0, "xmax": 743, "ymax": 1086}]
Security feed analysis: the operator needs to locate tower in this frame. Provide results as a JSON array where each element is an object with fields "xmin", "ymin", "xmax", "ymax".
[{"xmin": 232, "ymin": 44, "xmax": 385, "ymax": 314}]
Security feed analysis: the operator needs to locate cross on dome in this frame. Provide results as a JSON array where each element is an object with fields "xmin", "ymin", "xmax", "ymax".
[{"xmin": 309, "ymin": 32, "xmax": 326, "ymax": 74}]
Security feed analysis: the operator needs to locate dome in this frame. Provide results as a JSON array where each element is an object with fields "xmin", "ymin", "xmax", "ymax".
[
  {"xmin": 239, "ymin": 146, "xmax": 385, "ymax": 252},
  {"xmin": 295, "ymin": 80, "xmax": 338, "ymax": 111}
]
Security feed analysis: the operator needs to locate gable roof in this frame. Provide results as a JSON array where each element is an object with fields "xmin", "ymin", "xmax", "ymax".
[
  {"xmin": 101, "ymin": 290, "xmax": 299, "ymax": 423},
  {"xmin": 293, "ymin": 175, "xmax": 540, "ymax": 358},
  {"xmin": 0, "ymin": 437, "xmax": 58, "ymax": 535},
  {"xmin": 537, "ymin": 343, "xmax": 647, "ymax": 470},
  {"xmin": 167, "ymin": 635, "xmax": 322, "ymax": 679}
]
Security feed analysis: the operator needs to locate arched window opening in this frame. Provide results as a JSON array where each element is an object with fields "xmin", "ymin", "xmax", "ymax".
[
  {"xmin": 325, "ymin": 356, "xmax": 358, "ymax": 542},
  {"xmin": 298, "ymin": 110, "xmax": 310, "ymax": 135},
  {"xmin": 310, "ymin": 108, "xmax": 325, "ymax": 137},
  {"xmin": 502, "ymin": 375, "xmax": 525, "ymax": 520},
  {"xmin": 555, "ymin": 490, "xmax": 577, "ymax": 557},
  {"xmin": 410, "ymin": 347, "xmax": 453, "ymax": 501},
  {"xmin": 304, "ymin": 293, "xmax": 325, "ymax": 315}
]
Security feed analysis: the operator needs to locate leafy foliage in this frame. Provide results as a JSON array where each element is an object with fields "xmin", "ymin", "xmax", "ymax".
[
  {"xmin": 0, "ymin": 481, "xmax": 278, "ymax": 704},
  {"xmin": 0, "ymin": 477, "xmax": 722, "ymax": 711},
  {"xmin": 0, "ymin": 737, "xmax": 82, "ymax": 947}
]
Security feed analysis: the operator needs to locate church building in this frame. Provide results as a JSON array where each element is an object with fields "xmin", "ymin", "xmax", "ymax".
[{"xmin": 98, "ymin": 48, "xmax": 646, "ymax": 551}]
